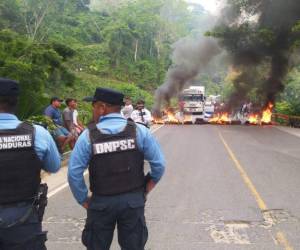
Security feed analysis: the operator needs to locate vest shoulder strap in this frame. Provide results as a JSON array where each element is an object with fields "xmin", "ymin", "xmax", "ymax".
[
  {"xmin": 87, "ymin": 122, "xmax": 99, "ymax": 144},
  {"xmin": 125, "ymin": 120, "xmax": 137, "ymax": 136},
  {"xmin": 17, "ymin": 122, "xmax": 36, "ymax": 146},
  {"xmin": 126, "ymin": 120, "xmax": 136, "ymax": 127},
  {"xmin": 17, "ymin": 121, "xmax": 34, "ymax": 132}
]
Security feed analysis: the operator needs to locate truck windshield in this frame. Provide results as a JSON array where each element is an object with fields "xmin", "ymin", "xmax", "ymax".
[{"xmin": 183, "ymin": 95, "xmax": 204, "ymax": 102}]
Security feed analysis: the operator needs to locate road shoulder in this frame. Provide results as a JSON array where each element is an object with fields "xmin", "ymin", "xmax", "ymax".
[{"xmin": 275, "ymin": 126, "xmax": 300, "ymax": 138}]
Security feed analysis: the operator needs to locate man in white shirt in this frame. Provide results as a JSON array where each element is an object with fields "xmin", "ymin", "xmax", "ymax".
[
  {"xmin": 72, "ymin": 100, "xmax": 84, "ymax": 135},
  {"xmin": 121, "ymin": 96, "xmax": 134, "ymax": 119},
  {"xmin": 131, "ymin": 100, "xmax": 152, "ymax": 128}
]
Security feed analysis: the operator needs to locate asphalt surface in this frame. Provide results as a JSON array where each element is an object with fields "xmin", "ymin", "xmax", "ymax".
[{"xmin": 44, "ymin": 125, "xmax": 300, "ymax": 250}]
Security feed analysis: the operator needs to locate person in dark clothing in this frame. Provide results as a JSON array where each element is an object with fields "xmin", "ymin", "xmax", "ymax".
[
  {"xmin": 0, "ymin": 78, "xmax": 61, "ymax": 250},
  {"xmin": 62, "ymin": 98, "xmax": 75, "ymax": 133}
]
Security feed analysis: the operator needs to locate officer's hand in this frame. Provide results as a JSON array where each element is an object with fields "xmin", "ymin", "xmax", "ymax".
[
  {"xmin": 82, "ymin": 202, "xmax": 89, "ymax": 209},
  {"xmin": 145, "ymin": 179, "xmax": 156, "ymax": 195},
  {"xmin": 82, "ymin": 197, "xmax": 91, "ymax": 209}
]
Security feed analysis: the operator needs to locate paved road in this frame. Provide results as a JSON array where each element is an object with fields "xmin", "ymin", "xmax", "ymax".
[{"xmin": 44, "ymin": 125, "xmax": 300, "ymax": 250}]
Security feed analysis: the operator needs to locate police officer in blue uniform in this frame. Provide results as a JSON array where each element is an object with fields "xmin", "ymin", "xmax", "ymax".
[
  {"xmin": 68, "ymin": 88, "xmax": 165, "ymax": 250},
  {"xmin": 0, "ymin": 78, "xmax": 61, "ymax": 249}
]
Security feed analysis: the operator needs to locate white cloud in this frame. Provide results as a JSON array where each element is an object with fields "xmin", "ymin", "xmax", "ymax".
[{"xmin": 186, "ymin": 0, "xmax": 224, "ymax": 15}]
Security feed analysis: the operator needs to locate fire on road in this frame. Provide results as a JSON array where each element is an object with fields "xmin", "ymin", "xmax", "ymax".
[{"xmin": 154, "ymin": 102, "xmax": 274, "ymax": 126}]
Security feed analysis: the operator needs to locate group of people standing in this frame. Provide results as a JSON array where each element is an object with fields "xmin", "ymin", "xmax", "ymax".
[
  {"xmin": 121, "ymin": 97, "xmax": 152, "ymax": 128},
  {"xmin": 0, "ymin": 78, "xmax": 165, "ymax": 250}
]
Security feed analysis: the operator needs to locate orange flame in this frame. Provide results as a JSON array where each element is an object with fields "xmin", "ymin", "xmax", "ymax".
[
  {"xmin": 183, "ymin": 115, "xmax": 192, "ymax": 123},
  {"xmin": 209, "ymin": 113, "xmax": 231, "ymax": 124},
  {"xmin": 261, "ymin": 103, "xmax": 273, "ymax": 124},
  {"xmin": 153, "ymin": 109, "xmax": 178, "ymax": 124},
  {"xmin": 153, "ymin": 110, "xmax": 193, "ymax": 124},
  {"xmin": 209, "ymin": 114, "xmax": 220, "ymax": 123},
  {"xmin": 153, "ymin": 118, "xmax": 164, "ymax": 124},
  {"xmin": 166, "ymin": 111, "xmax": 179, "ymax": 123},
  {"xmin": 248, "ymin": 114, "xmax": 259, "ymax": 125}
]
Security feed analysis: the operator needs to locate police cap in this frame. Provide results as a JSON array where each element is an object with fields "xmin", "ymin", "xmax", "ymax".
[
  {"xmin": 0, "ymin": 78, "xmax": 19, "ymax": 96},
  {"xmin": 89, "ymin": 88, "xmax": 124, "ymax": 106}
]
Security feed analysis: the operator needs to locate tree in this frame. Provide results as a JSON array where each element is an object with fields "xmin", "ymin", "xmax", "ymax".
[
  {"xmin": 17, "ymin": 0, "xmax": 55, "ymax": 41},
  {"xmin": 279, "ymin": 67, "xmax": 300, "ymax": 115},
  {"xmin": 0, "ymin": 30, "xmax": 75, "ymax": 118},
  {"xmin": 0, "ymin": 0, "xmax": 213, "ymax": 118}
]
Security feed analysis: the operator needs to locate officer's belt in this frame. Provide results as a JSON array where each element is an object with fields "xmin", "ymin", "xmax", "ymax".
[
  {"xmin": 0, "ymin": 200, "xmax": 34, "ymax": 208},
  {"xmin": 0, "ymin": 200, "xmax": 36, "ymax": 229}
]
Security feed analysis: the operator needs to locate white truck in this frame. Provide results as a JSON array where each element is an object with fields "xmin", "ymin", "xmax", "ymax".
[{"xmin": 180, "ymin": 86, "xmax": 205, "ymax": 123}]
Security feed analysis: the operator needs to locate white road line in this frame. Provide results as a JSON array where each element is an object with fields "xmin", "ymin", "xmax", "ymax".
[
  {"xmin": 150, "ymin": 124, "xmax": 164, "ymax": 133},
  {"xmin": 48, "ymin": 170, "xmax": 89, "ymax": 198},
  {"xmin": 48, "ymin": 124, "xmax": 165, "ymax": 199},
  {"xmin": 48, "ymin": 183, "xmax": 69, "ymax": 198}
]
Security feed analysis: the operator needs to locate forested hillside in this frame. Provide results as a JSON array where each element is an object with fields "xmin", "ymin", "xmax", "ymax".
[
  {"xmin": 1, "ymin": 0, "xmax": 299, "ymax": 119},
  {"xmin": 0, "ymin": 0, "xmax": 210, "ymax": 118}
]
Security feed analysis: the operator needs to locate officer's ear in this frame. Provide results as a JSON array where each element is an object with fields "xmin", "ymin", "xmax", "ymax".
[
  {"xmin": 100, "ymin": 103, "xmax": 108, "ymax": 111},
  {"xmin": 93, "ymin": 101, "xmax": 103, "ymax": 109},
  {"xmin": 93, "ymin": 102, "xmax": 108, "ymax": 115}
]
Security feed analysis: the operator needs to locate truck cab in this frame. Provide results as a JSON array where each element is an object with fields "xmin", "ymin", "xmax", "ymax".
[{"xmin": 180, "ymin": 86, "xmax": 205, "ymax": 123}]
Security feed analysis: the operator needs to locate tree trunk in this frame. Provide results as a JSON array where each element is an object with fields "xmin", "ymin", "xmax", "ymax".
[
  {"xmin": 134, "ymin": 39, "xmax": 139, "ymax": 62},
  {"xmin": 33, "ymin": 0, "xmax": 53, "ymax": 41},
  {"xmin": 22, "ymin": 0, "xmax": 53, "ymax": 41},
  {"xmin": 156, "ymin": 32, "xmax": 161, "ymax": 59},
  {"xmin": 150, "ymin": 41, "xmax": 153, "ymax": 57},
  {"xmin": 157, "ymin": 44, "xmax": 160, "ymax": 59}
]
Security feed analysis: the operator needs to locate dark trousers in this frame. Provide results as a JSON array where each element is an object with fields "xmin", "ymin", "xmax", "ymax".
[
  {"xmin": 82, "ymin": 191, "xmax": 148, "ymax": 250},
  {"xmin": 0, "ymin": 205, "xmax": 47, "ymax": 250}
]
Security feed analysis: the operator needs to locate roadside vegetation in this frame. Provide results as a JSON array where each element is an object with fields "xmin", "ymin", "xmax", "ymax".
[
  {"xmin": 0, "ymin": 0, "xmax": 299, "ymax": 119},
  {"xmin": 0, "ymin": 0, "xmax": 208, "ymax": 119}
]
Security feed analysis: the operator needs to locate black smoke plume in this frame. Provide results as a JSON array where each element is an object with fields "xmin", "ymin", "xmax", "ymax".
[
  {"xmin": 152, "ymin": 37, "xmax": 220, "ymax": 116},
  {"xmin": 216, "ymin": 0, "xmax": 300, "ymax": 109}
]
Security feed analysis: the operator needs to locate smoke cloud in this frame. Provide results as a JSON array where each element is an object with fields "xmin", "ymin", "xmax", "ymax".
[
  {"xmin": 153, "ymin": 0, "xmax": 300, "ymax": 114},
  {"xmin": 153, "ymin": 37, "xmax": 220, "ymax": 116},
  {"xmin": 218, "ymin": 0, "xmax": 300, "ymax": 109}
]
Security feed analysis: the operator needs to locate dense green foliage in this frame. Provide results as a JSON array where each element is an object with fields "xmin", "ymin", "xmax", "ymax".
[
  {"xmin": 277, "ymin": 66, "xmax": 300, "ymax": 115},
  {"xmin": 0, "ymin": 29, "xmax": 76, "ymax": 118},
  {"xmin": 26, "ymin": 115, "xmax": 57, "ymax": 132},
  {"xmin": 0, "ymin": 0, "xmax": 208, "ymax": 118}
]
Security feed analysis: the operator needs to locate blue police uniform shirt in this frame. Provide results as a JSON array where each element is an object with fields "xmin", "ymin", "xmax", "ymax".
[
  {"xmin": 68, "ymin": 113, "xmax": 165, "ymax": 205},
  {"xmin": 0, "ymin": 113, "xmax": 61, "ymax": 224},
  {"xmin": 44, "ymin": 105, "xmax": 63, "ymax": 126}
]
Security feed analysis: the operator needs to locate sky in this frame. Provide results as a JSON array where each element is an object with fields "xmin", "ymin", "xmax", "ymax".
[{"xmin": 187, "ymin": 0, "xmax": 223, "ymax": 15}]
